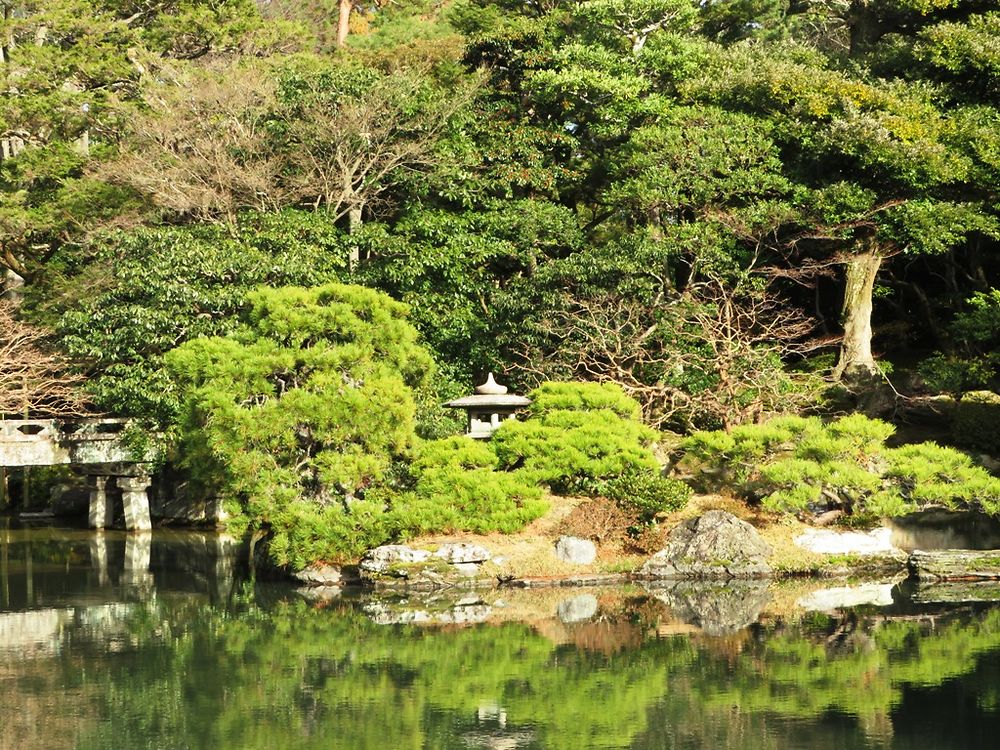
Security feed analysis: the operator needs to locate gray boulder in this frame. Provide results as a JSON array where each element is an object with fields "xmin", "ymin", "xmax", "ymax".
[
  {"xmin": 555, "ymin": 535, "xmax": 597, "ymax": 565},
  {"xmin": 292, "ymin": 564, "xmax": 344, "ymax": 587},
  {"xmin": 360, "ymin": 544, "xmax": 432, "ymax": 574},
  {"xmin": 433, "ymin": 542, "xmax": 492, "ymax": 564},
  {"xmin": 556, "ymin": 594, "xmax": 599, "ymax": 623},
  {"xmin": 641, "ymin": 510, "xmax": 772, "ymax": 579}
]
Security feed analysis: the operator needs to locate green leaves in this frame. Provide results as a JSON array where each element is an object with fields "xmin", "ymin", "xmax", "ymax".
[
  {"xmin": 915, "ymin": 11, "xmax": 1000, "ymax": 103},
  {"xmin": 164, "ymin": 283, "xmax": 434, "ymax": 566},
  {"xmin": 682, "ymin": 413, "xmax": 1000, "ymax": 518},
  {"xmin": 491, "ymin": 382, "xmax": 659, "ymax": 491},
  {"xmin": 55, "ymin": 211, "xmax": 347, "ymax": 420}
]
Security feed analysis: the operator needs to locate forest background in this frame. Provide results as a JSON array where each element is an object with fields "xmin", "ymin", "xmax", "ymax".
[{"xmin": 3, "ymin": 0, "xmax": 1000, "ymax": 569}]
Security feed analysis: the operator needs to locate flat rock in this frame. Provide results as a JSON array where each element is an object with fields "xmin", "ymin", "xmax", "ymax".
[
  {"xmin": 292, "ymin": 564, "xmax": 344, "ymax": 587},
  {"xmin": 451, "ymin": 562, "xmax": 482, "ymax": 577},
  {"xmin": 433, "ymin": 542, "xmax": 491, "ymax": 564},
  {"xmin": 908, "ymin": 548, "xmax": 1000, "ymax": 581},
  {"xmin": 641, "ymin": 510, "xmax": 772, "ymax": 579},
  {"xmin": 556, "ymin": 594, "xmax": 599, "ymax": 623},
  {"xmin": 910, "ymin": 580, "xmax": 1000, "ymax": 604},
  {"xmin": 359, "ymin": 544, "xmax": 432, "ymax": 574},
  {"xmin": 363, "ymin": 600, "xmax": 493, "ymax": 625},
  {"xmin": 795, "ymin": 526, "xmax": 899, "ymax": 556},
  {"xmin": 296, "ymin": 586, "xmax": 342, "ymax": 602},
  {"xmin": 554, "ymin": 536, "xmax": 597, "ymax": 565},
  {"xmin": 796, "ymin": 582, "xmax": 896, "ymax": 612}
]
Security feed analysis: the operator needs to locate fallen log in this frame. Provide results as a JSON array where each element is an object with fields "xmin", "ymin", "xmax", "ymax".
[{"xmin": 908, "ymin": 549, "xmax": 1000, "ymax": 581}]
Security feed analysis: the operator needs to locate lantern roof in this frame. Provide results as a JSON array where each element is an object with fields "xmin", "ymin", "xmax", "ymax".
[{"xmin": 445, "ymin": 373, "xmax": 531, "ymax": 409}]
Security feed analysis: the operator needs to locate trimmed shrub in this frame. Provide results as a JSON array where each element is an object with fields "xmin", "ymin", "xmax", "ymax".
[
  {"xmin": 392, "ymin": 436, "xmax": 548, "ymax": 538},
  {"xmin": 491, "ymin": 382, "xmax": 659, "ymax": 493},
  {"xmin": 598, "ymin": 468, "xmax": 692, "ymax": 522},
  {"xmin": 527, "ymin": 381, "xmax": 644, "ymax": 420},
  {"xmin": 681, "ymin": 413, "xmax": 1000, "ymax": 520}
]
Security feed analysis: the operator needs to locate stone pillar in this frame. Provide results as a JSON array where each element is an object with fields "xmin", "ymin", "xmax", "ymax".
[
  {"xmin": 88, "ymin": 475, "xmax": 114, "ymax": 529},
  {"xmin": 118, "ymin": 475, "xmax": 152, "ymax": 532},
  {"xmin": 89, "ymin": 532, "xmax": 109, "ymax": 586},
  {"xmin": 122, "ymin": 531, "xmax": 153, "ymax": 590},
  {"xmin": 211, "ymin": 534, "xmax": 236, "ymax": 605}
]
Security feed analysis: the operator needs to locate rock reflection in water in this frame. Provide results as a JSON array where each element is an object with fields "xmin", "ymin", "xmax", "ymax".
[
  {"xmin": 644, "ymin": 580, "xmax": 772, "ymax": 635},
  {"xmin": 4, "ymin": 529, "xmax": 1000, "ymax": 749}
]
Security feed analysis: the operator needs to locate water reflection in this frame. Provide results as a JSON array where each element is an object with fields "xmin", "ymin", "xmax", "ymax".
[
  {"xmin": 1, "ymin": 527, "xmax": 1000, "ymax": 749},
  {"xmin": 0, "ymin": 524, "xmax": 239, "ymax": 657}
]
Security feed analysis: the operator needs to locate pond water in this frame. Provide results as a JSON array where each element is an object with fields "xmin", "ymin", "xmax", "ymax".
[{"xmin": 2, "ymin": 523, "xmax": 1000, "ymax": 750}]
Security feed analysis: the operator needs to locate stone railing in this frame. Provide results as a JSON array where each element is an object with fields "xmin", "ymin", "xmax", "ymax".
[
  {"xmin": 1, "ymin": 418, "xmax": 156, "ymax": 531},
  {"xmin": 0, "ymin": 418, "xmax": 136, "ymax": 467}
]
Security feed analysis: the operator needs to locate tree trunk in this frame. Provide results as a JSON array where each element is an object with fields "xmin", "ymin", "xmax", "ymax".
[
  {"xmin": 337, "ymin": 0, "xmax": 351, "ymax": 47},
  {"xmin": 3, "ymin": 268, "xmax": 24, "ymax": 304},
  {"xmin": 833, "ymin": 247, "xmax": 882, "ymax": 381},
  {"xmin": 848, "ymin": 1, "xmax": 884, "ymax": 57}
]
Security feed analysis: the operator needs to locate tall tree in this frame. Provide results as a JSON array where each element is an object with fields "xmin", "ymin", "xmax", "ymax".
[
  {"xmin": 0, "ymin": 0, "xmax": 303, "ymax": 286},
  {"xmin": 686, "ymin": 1, "xmax": 1000, "ymax": 384}
]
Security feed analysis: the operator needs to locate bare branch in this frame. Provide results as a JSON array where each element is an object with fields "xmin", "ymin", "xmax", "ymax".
[
  {"xmin": 0, "ymin": 301, "xmax": 94, "ymax": 418},
  {"xmin": 511, "ymin": 280, "xmax": 821, "ymax": 430}
]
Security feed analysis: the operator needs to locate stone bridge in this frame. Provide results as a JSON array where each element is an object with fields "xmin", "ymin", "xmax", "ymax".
[{"xmin": 0, "ymin": 418, "xmax": 155, "ymax": 531}]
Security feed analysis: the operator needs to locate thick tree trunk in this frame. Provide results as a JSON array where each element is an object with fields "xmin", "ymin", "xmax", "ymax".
[
  {"xmin": 2, "ymin": 268, "xmax": 24, "ymax": 304},
  {"xmin": 834, "ymin": 248, "xmax": 882, "ymax": 381},
  {"xmin": 848, "ymin": 1, "xmax": 884, "ymax": 57},
  {"xmin": 337, "ymin": 0, "xmax": 351, "ymax": 47}
]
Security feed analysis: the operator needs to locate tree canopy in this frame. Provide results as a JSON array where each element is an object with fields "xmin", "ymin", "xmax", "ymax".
[{"xmin": 3, "ymin": 0, "xmax": 1000, "ymax": 566}]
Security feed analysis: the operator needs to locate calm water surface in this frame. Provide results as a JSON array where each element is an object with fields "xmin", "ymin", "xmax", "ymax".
[{"xmin": 2, "ymin": 523, "xmax": 1000, "ymax": 750}]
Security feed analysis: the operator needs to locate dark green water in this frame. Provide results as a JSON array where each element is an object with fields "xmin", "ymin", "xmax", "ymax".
[{"xmin": 2, "ymin": 525, "xmax": 1000, "ymax": 750}]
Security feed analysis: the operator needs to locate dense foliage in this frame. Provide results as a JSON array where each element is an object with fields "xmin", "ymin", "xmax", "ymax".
[
  {"xmin": 53, "ymin": 213, "xmax": 347, "ymax": 420},
  {"xmin": 165, "ymin": 283, "xmax": 433, "ymax": 566},
  {"xmin": 4, "ymin": 0, "xmax": 1000, "ymax": 562},
  {"xmin": 682, "ymin": 414, "xmax": 1000, "ymax": 518},
  {"xmin": 491, "ymin": 382, "xmax": 660, "ymax": 491},
  {"xmin": 919, "ymin": 290, "xmax": 1000, "ymax": 393}
]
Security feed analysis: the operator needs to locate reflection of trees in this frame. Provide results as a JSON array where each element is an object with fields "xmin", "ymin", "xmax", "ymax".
[
  {"xmin": 674, "ymin": 607, "xmax": 1000, "ymax": 744},
  {"xmin": 5, "ymin": 593, "xmax": 1000, "ymax": 750},
  {"xmin": 0, "ymin": 657, "xmax": 94, "ymax": 750},
  {"xmin": 74, "ymin": 599, "xmax": 686, "ymax": 750}
]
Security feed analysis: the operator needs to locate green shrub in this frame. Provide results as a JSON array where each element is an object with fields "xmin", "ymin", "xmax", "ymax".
[
  {"xmin": 598, "ymin": 468, "xmax": 692, "ymax": 522},
  {"xmin": 165, "ymin": 283, "xmax": 434, "ymax": 568},
  {"xmin": 393, "ymin": 436, "xmax": 548, "ymax": 538},
  {"xmin": 391, "ymin": 470, "xmax": 547, "ymax": 537},
  {"xmin": 491, "ymin": 383, "xmax": 658, "ymax": 493},
  {"xmin": 411, "ymin": 435, "xmax": 498, "ymax": 473},
  {"xmin": 918, "ymin": 353, "xmax": 997, "ymax": 393},
  {"xmin": 918, "ymin": 289, "xmax": 1000, "ymax": 393},
  {"xmin": 886, "ymin": 442, "xmax": 1000, "ymax": 515},
  {"xmin": 527, "ymin": 381, "xmax": 643, "ymax": 420},
  {"xmin": 683, "ymin": 415, "xmax": 821, "ymax": 485},
  {"xmin": 55, "ymin": 212, "xmax": 347, "ymax": 422},
  {"xmin": 680, "ymin": 413, "xmax": 1000, "ymax": 519}
]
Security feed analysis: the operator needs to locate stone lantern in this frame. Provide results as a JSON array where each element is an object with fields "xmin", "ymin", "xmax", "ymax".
[{"xmin": 445, "ymin": 373, "xmax": 531, "ymax": 439}]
